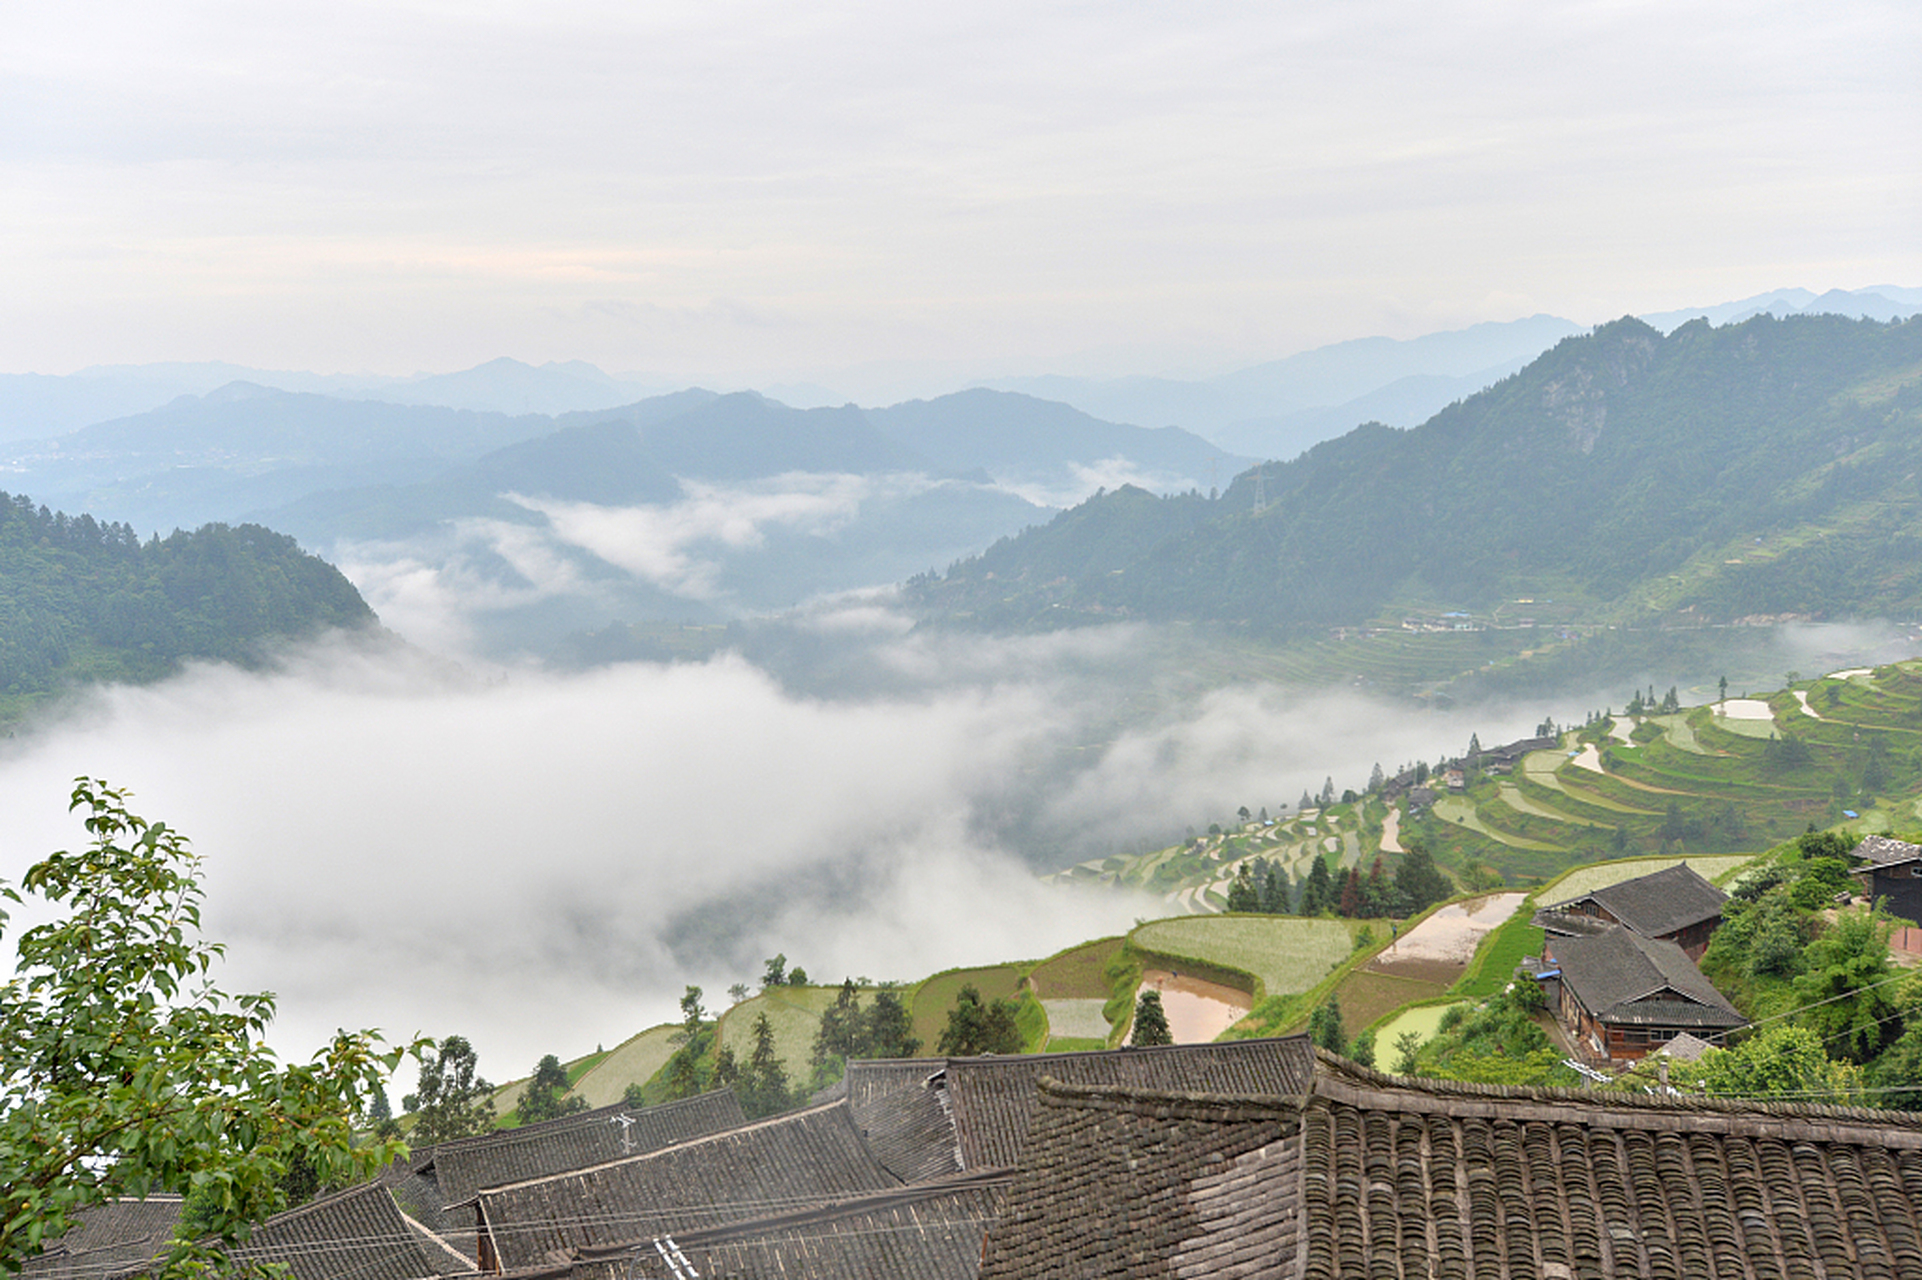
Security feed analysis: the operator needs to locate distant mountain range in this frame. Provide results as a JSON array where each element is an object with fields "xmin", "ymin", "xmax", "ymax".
[
  {"xmin": 0, "ymin": 382, "xmax": 1247, "ymax": 655},
  {"xmin": 981, "ymin": 287, "xmax": 1922, "ymax": 459},
  {"xmin": 908, "ymin": 312, "xmax": 1922, "ymax": 634},
  {"xmin": 6, "ymin": 286, "xmax": 1913, "ymax": 450}
]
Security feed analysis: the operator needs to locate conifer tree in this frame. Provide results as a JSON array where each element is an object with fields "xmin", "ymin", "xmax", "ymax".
[
  {"xmin": 1226, "ymin": 862, "xmax": 1259, "ymax": 912},
  {"xmin": 1130, "ymin": 991, "xmax": 1174, "ymax": 1047}
]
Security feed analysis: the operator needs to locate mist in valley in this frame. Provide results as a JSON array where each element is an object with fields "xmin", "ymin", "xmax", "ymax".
[{"xmin": 5, "ymin": 542, "xmax": 1915, "ymax": 1077}]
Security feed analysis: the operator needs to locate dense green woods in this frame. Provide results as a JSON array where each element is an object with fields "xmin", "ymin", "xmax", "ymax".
[
  {"xmin": 0, "ymin": 491, "xmax": 375, "ymax": 698},
  {"xmin": 911, "ymin": 314, "xmax": 1922, "ymax": 631}
]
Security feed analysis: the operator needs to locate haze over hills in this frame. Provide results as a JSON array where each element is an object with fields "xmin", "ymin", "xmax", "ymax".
[
  {"xmin": 979, "ymin": 288, "xmax": 1922, "ymax": 460},
  {"xmin": 0, "ymin": 382, "xmax": 1248, "ymax": 657},
  {"xmin": 911, "ymin": 313, "xmax": 1922, "ymax": 642},
  {"xmin": 6, "ymin": 287, "xmax": 1912, "ymax": 452}
]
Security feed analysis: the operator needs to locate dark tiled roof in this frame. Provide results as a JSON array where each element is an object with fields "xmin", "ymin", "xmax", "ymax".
[
  {"xmin": 1545, "ymin": 861, "xmax": 1727, "ymax": 938},
  {"xmin": 21, "ymin": 1197, "xmax": 183, "ymax": 1280},
  {"xmin": 1533, "ymin": 907, "xmax": 1618, "ymax": 939},
  {"xmin": 193, "ymin": 1183, "xmax": 475, "ymax": 1280},
  {"xmin": 474, "ymin": 1100, "xmax": 904, "ymax": 1271},
  {"xmin": 940, "ymin": 1035, "xmax": 1316, "ymax": 1169},
  {"xmin": 978, "ymin": 1079, "xmax": 1305, "ymax": 1279},
  {"xmin": 1552, "ymin": 926, "xmax": 1746, "ymax": 1029},
  {"xmin": 982, "ymin": 1056, "xmax": 1922, "ymax": 1280},
  {"xmin": 624, "ymin": 1170, "xmax": 1012, "ymax": 1280},
  {"xmin": 842, "ymin": 1059, "xmax": 964, "ymax": 1183},
  {"xmin": 1853, "ymin": 835, "xmax": 1922, "ymax": 868},
  {"xmin": 428, "ymin": 1092, "xmax": 746, "ymax": 1208}
]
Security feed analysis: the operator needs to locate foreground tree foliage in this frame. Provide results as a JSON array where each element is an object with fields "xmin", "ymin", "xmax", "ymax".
[{"xmin": 0, "ymin": 780, "xmax": 411, "ymax": 1275}]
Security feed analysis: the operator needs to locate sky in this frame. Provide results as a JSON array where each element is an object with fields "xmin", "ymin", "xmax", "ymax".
[{"xmin": 4, "ymin": 0, "xmax": 1918, "ymax": 389}]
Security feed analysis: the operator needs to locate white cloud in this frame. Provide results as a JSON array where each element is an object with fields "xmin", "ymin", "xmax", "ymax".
[
  {"xmin": 509, "ymin": 472, "xmax": 913, "ymax": 599},
  {"xmin": 0, "ymin": 636, "xmax": 1166, "ymax": 1074}
]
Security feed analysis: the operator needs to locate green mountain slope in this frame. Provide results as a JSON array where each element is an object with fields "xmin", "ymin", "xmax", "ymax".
[
  {"xmin": 0, "ymin": 491, "xmax": 376, "ymax": 704},
  {"xmin": 910, "ymin": 314, "xmax": 1922, "ymax": 632}
]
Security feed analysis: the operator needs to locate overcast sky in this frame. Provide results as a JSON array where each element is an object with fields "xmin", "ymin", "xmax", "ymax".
[{"xmin": 4, "ymin": 0, "xmax": 1917, "ymax": 387}]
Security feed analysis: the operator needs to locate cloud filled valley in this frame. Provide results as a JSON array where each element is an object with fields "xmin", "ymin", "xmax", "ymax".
[{"xmin": 0, "ymin": 616, "xmax": 1569, "ymax": 1075}]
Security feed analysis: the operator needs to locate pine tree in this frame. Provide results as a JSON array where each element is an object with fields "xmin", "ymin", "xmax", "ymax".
[
  {"xmin": 1339, "ymin": 867, "xmax": 1362, "ymax": 917},
  {"xmin": 1308, "ymin": 997, "xmax": 1346, "ymax": 1055},
  {"xmin": 738, "ymin": 1013, "xmax": 795, "ymax": 1119},
  {"xmin": 1302, "ymin": 856, "xmax": 1335, "ymax": 914},
  {"xmin": 1261, "ymin": 862, "xmax": 1291, "ymax": 914},
  {"xmin": 862, "ymin": 989, "xmax": 922, "ymax": 1059},
  {"xmin": 1130, "ymin": 990, "xmax": 1174, "ymax": 1046},
  {"xmin": 1226, "ymin": 862, "xmax": 1259, "ymax": 912}
]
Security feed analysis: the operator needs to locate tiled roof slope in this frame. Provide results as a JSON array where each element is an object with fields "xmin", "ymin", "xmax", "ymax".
[
  {"xmin": 842, "ymin": 1059, "xmax": 965, "ymax": 1183},
  {"xmin": 146, "ymin": 1183, "xmax": 477, "ymax": 1280},
  {"xmin": 940, "ymin": 1035, "xmax": 1315, "ymax": 1169},
  {"xmin": 982, "ymin": 1055, "xmax": 1922, "ymax": 1280},
  {"xmin": 429, "ymin": 1091, "xmax": 747, "ymax": 1207},
  {"xmin": 977, "ymin": 1079, "xmax": 1306, "ymax": 1280},
  {"xmin": 1852, "ymin": 835, "xmax": 1922, "ymax": 867},
  {"xmin": 1553, "ymin": 926, "xmax": 1745, "ymax": 1029},
  {"xmin": 620, "ymin": 1170, "xmax": 1012, "ymax": 1280},
  {"xmin": 21, "ymin": 1197, "xmax": 183, "ymax": 1280},
  {"xmin": 475, "ymin": 1099, "xmax": 905, "ymax": 1271},
  {"xmin": 1545, "ymin": 861, "xmax": 1727, "ymax": 937}
]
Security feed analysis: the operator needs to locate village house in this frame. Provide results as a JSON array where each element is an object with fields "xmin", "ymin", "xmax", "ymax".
[
  {"xmin": 1540, "ymin": 924, "xmax": 1747, "ymax": 1062},
  {"xmin": 1848, "ymin": 834, "xmax": 1922, "ymax": 923},
  {"xmin": 1534, "ymin": 861, "xmax": 1728, "ymax": 960}
]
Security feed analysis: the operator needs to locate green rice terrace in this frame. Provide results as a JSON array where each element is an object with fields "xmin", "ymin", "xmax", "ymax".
[{"xmin": 1051, "ymin": 661, "xmax": 1922, "ymax": 909}]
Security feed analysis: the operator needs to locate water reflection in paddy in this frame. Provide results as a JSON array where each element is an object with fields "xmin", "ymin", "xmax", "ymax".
[{"xmin": 1139, "ymin": 969, "xmax": 1252, "ymax": 1043}]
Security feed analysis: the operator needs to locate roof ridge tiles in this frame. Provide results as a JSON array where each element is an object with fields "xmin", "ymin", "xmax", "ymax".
[
  {"xmin": 1314, "ymin": 1049, "xmax": 1922, "ymax": 1132},
  {"xmin": 1034, "ymin": 1073, "xmax": 1310, "ymax": 1125}
]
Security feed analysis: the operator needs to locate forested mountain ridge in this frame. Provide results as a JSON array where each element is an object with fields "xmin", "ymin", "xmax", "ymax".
[
  {"xmin": 909, "ymin": 314, "xmax": 1922, "ymax": 632},
  {"xmin": 0, "ymin": 491, "xmax": 376, "ymax": 700}
]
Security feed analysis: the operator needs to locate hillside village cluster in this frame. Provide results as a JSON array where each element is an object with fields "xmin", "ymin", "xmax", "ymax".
[{"xmin": 31, "ymin": 841, "xmax": 1922, "ymax": 1280}]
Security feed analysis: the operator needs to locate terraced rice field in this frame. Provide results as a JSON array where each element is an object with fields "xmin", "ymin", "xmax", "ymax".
[
  {"xmin": 1432, "ymin": 796, "xmax": 1567, "ymax": 851},
  {"xmin": 911, "ymin": 964, "xmax": 1026, "ymax": 1051},
  {"xmin": 1712, "ymin": 700, "xmax": 1782, "ymax": 739},
  {"xmin": 1650, "ymin": 713, "xmax": 1711, "ymax": 755},
  {"xmin": 572, "ymin": 1025, "xmax": 681, "ymax": 1106},
  {"xmin": 1040, "ymin": 998, "xmax": 1112, "ymax": 1041},
  {"xmin": 1130, "ymin": 916, "xmax": 1353, "ymax": 998},
  {"xmin": 1541, "ymin": 854, "xmax": 1758, "ymax": 902},
  {"xmin": 1332, "ymin": 969, "xmax": 1451, "ymax": 1033},
  {"xmin": 715, "ymin": 986, "xmax": 849, "ymax": 1076},
  {"xmin": 1497, "ymin": 781, "xmax": 1604, "ymax": 827},
  {"xmin": 1029, "ymin": 937, "xmax": 1123, "ymax": 999}
]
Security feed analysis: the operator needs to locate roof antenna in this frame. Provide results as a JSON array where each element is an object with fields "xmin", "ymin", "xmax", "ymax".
[{"xmin": 610, "ymin": 1111, "xmax": 640, "ymax": 1153}]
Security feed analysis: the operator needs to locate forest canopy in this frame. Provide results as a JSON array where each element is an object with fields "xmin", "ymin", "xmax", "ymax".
[{"xmin": 0, "ymin": 491, "xmax": 375, "ymax": 698}]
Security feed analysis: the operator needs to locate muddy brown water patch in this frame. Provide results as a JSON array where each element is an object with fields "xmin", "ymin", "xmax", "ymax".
[{"xmin": 1139, "ymin": 969, "xmax": 1251, "ymax": 1044}]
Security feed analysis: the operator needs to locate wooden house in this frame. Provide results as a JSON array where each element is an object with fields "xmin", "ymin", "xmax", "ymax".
[
  {"xmin": 1543, "ymin": 924, "xmax": 1746, "ymax": 1061},
  {"xmin": 1849, "ymin": 835, "xmax": 1922, "ymax": 923},
  {"xmin": 1535, "ymin": 861, "xmax": 1728, "ymax": 960}
]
